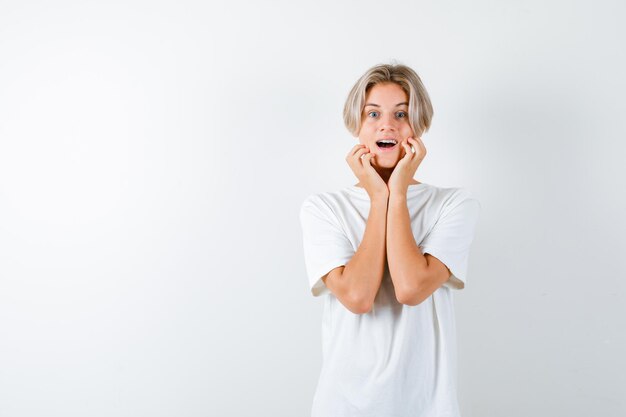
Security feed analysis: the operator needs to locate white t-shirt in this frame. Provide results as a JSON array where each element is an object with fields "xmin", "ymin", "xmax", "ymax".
[{"xmin": 299, "ymin": 182, "xmax": 481, "ymax": 417}]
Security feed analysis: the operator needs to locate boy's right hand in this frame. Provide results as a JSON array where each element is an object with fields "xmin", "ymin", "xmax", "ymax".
[{"xmin": 346, "ymin": 144, "xmax": 389, "ymax": 200}]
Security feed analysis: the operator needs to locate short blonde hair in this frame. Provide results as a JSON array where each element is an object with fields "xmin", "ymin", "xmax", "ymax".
[{"xmin": 343, "ymin": 63, "xmax": 434, "ymax": 137}]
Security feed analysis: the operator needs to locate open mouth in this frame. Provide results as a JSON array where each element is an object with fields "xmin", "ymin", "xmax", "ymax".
[{"xmin": 376, "ymin": 139, "xmax": 398, "ymax": 151}]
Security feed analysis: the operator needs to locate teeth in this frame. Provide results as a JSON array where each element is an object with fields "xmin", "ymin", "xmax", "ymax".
[{"xmin": 377, "ymin": 139, "xmax": 397, "ymax": 144}]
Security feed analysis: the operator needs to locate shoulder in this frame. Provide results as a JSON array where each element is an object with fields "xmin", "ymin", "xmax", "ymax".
[
  {"xmin": 436, "ymin": 185, "xmax": 480, "ymax": 206},
  {"xmin": 300, "ymin": 186, "xmax": 358, "ymax": 213},
  {"xmin": 300, "ymin": 192, "xmax": 332, "ymax": 212},
  {"xmin": 425, "ymin": 185, "xmax": 481, "ymax": 219},
  {"xmin": 455, "ymin": 187, "xmax": 480, "ymax": 208},
  {"xmin": 299, "ymin": 190, "xmax": 344, "ymax": 222},
  {"xmin": 442, "ymin": 187, "xmax": 481, "ymax": 223}
]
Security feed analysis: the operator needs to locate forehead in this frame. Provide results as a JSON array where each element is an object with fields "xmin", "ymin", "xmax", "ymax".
[{"xmin": 365, "ymin": 82, "xmax": 408, "ymax": 103}]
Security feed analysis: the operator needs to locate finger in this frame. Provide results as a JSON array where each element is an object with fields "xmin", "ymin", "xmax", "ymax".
[
  {"xmin": 346, "ymin": 143, "xmax": 365, "ymax": 158},
  {"xmin": 361, "ymin": 152, "xmax": 376, "ymax": 169},
  {"xmin": 349, "ymin": 148, "xmax": 373, "ymax": 174},
  {"xmin": 346, "ymin": 147, "xmax": 368, "ymax": 173},
  {"xmin": 355, "ymin": 146, "xmax": 369, "ymax": 156},
  {"xmin": 405, "ymin": 139, "xmax": 424, "ymax": 171},
  {"xmin": 355, "ymin": 147, "xmax": 370, "ymax": 161},
  {"xmin": 347, "ymin": 146, "xmax": 368, "ymax": 162},
  {"xmin": 407, "ymin": 137, "xmax": 425, "ymax": 156},
  {"xmin": 406, "ymin": 138, "xmax": 416, "ymax": 154},
  {"xmin": 401, "ymin": 140, "xmax": 413, "ymax": 159}
]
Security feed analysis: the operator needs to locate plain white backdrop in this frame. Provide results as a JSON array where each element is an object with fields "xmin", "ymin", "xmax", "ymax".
[{"xmin": 1, "ymin": 0, "xmax": 625, "ymax": 416}]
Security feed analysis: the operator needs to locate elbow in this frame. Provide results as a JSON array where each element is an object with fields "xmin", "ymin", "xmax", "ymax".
[
  {"xmin": 346, "ymin": 292, "xmax": 374, "ymax": 315},
  {"xmin": 349, "ymin": 304, "xmax": 372, "ymax": 315},
  {"xmin": 394, "ymin": 269, "xmax": 434, "ymax": 306},
  {"xmin": 395, "ymin": 285, "xmax": 428, "ymax": 307}
]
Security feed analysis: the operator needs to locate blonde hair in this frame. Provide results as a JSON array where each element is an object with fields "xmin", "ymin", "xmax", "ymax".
[{"xmin": 343, "ymin": 62, "xmax": 434, "ymax": 137}]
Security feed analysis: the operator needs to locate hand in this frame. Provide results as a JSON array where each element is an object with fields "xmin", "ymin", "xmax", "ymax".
[
  {"xmin": 346, "ymin": 144, "xmax": 389, "ymax": 200},
  {"xmin": 388, "ymin": 137, "xmax": 426, "ymax": 196}
]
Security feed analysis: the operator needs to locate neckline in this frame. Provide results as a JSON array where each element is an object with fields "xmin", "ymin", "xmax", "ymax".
[{"xmin": 346, "ymin": 182, "xmax": 429, "ymax": 193}]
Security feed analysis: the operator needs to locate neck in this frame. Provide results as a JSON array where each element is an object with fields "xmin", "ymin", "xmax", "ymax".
[
  {"xmin": 354, "ymin": 166, "xmax": 420, "ymax": 187},
  {"xmin": 375, "ymin": 166, "xmax": 394, "ymax": 183}
]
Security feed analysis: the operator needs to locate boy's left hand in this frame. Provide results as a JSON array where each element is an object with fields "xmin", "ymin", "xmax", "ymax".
[{"xmin": 388, "ymin": 136, "xmax": 427, "ymax": 196}]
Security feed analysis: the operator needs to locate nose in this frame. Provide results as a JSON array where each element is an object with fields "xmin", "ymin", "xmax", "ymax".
[{"xmin": 378, "ymin": 113, "xmax": 399, "ymax": 132}]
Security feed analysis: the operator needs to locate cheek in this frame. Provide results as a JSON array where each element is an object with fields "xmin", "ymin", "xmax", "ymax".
[{"xmin": 358, "ymin": 128, "xmax": 375, "ymax": 141}]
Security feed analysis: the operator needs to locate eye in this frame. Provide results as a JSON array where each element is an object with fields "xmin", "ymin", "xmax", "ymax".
[
  {"xmin": 396, "ymin": 111, "xmax": 407, "ymax": 118},
  {"xmin": 367, "ymin": 111, "xmax": 379, "ymax": 118}
]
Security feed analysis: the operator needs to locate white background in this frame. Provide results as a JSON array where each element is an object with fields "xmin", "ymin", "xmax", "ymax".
[{"xmin": 1, "ymin": 0, "xmax": 625, "ymax": 416}]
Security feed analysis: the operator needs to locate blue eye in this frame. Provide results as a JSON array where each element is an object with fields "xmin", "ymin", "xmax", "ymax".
[{"xmin": 366, "ymin": 111, "xmax": 407, "ymax": 119}]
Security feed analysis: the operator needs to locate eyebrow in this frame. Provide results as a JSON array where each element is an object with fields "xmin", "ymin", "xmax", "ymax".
[{"xmin": 364, "ymin": 102, "xmax": 408, "ymax": 107}]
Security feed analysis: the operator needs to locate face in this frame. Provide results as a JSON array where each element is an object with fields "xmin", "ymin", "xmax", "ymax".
[{"xmin": 358, "ymin": 82, "xmax": 415, "ymax": 169}]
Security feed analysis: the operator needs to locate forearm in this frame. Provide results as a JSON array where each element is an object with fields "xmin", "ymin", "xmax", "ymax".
[
  {"xmin": 342, "ymin": 197, "xmax": 388, "ymax": 311},
  {"xmin": 386, "ymin": 193, "xmax": 429, "ymax": 301}
]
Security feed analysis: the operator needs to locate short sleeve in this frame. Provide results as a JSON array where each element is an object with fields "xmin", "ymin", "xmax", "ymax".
[
  {"xmin": 299, "ymin": 196, "xmax": 355, "ymax": 297},
  {"xmin": 418, "ymin": 192, "xmax": 481, "ymax": 290}
]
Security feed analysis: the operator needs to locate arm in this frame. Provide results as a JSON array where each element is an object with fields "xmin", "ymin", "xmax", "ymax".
[
  {"xmin": 323, "ymin": 196, "xmax": 388, "ymax": 314},
  {"xmin": 386, "ymin": 193, "xmax": 451, "ymax": 306}
]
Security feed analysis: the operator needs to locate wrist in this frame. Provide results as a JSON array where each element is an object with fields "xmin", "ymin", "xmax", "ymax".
[
  {"xmin": 389, "ymin": 189, "xmax": 407, "ymax": 201},
  {"xmin": 369, "ymin": 193, "xmax": 389, "ymax": 204},
  {"xmin": 367, "ymin": 188, "xmax": 389, "ymax": 201},
  {"xmin": 389, "ymin": 194, "xmax": 407, "ymax": 209}
]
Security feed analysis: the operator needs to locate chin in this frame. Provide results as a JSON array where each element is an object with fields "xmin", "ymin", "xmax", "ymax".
[
  {"xmin": 373, "ymin": 159, "xmax": 399, "ymax": 169},
  {"xmin": 377, "ymin": 152, "xmax": 401, "ymax": 161}
]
